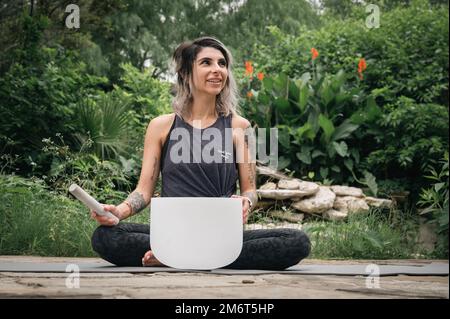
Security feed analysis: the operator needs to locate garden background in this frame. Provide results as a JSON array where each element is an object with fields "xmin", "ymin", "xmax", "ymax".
[{"xmin": 0, "ymin": 0, "xmax": 448, "ymax": 259}]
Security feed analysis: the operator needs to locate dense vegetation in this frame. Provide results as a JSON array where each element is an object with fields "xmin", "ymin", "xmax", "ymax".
[{"xmin": 1, "ymin": 0, "xmax": 448, "ymax": 258}]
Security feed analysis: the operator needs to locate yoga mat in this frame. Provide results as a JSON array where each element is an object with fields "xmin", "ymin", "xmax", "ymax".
[{"xmin": 0, "ymin": 261, "xmax": 447, "ymax": 276}]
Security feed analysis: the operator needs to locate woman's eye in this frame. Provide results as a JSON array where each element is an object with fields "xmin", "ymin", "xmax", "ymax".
[{"xmin": 201, "ymin": 60, "xmax": 226, "ymax": 67}]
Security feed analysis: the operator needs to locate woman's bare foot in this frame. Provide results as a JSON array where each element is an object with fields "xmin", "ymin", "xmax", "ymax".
[{"xmin": 142, "ymin": 250, "xmax": 165, "ymax": 267}]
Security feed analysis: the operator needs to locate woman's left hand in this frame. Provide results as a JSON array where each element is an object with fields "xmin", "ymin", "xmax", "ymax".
[{"xmin": 231, "ymin": 195, "xmax": 251, "ymax": 224}]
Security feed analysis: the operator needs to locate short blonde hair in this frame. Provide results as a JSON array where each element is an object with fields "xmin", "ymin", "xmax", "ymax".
[{"xmin": 171, "ymin": 36, "xmax": 240, "ymax": 118}]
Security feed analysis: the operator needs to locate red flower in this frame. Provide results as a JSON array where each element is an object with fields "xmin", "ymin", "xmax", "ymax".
[
  {"xmin": 257, "ymin": 72, "xmax": 264, "ymax": 81},
  {"xmin": 247, "ymin": 91, "xmax": 253, "ymax": 99},
  {"xmin": 245, "ymin": 61, "xmax": 253, "ymax": 76},
  {"xmin": 311, "ymin": 48, "xmax": 319, "ymax": 60},
  {"xmin": 358, "ymin": 58, "xmax": 367, "ymax": 79},
  {"xmin": 358, "ymin": 58, "xmax": 367, "ymax": 73}
]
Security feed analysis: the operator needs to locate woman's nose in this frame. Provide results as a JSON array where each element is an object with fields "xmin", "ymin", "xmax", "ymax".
[{"xmin": 211, "ymin": 62, "xmax": 221, "ymax": 72}]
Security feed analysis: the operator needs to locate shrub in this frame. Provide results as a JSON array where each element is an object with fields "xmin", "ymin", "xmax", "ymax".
[
  {"xmin": 40, "ymin": 135, "xmax": 135, "ymax": 204},
  {"xmin": 242, "ymin": 0, "xmax": 449, "ymax": 195},
  {"xmin": 0, "ymin": 48, "xmax": 107, "ymax": 176},
  {"xmin": 365, "ymin": 97, "xmax": 449, "ymax": 198},
  {"xmin": 418, "ymin": 152, "xmax": 449, "ymax": 258},
  {"xmin": 239, "ymin": 59, "xmax": 380, "ymax": 192},
  {"xmin": 254, "ymin": 1, "xmax": 449, "ymax": 105},
  {"xmin": 72, "ymin": 93, "xmax": 131, "ymax": 161}
]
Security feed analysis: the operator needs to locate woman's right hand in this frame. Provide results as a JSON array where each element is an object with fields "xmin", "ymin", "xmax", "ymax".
[{"xmin": 90, "ymin": 204, "xmax": 121, "ymax": 226}]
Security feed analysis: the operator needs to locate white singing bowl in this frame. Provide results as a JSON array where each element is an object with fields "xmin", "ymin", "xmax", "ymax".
[{"xmin": 150, "ymin": 197, "xmax": 243, "ymax": 270}]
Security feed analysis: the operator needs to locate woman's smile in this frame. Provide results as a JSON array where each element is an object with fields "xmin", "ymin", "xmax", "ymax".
[{"xmin": 207, "ymin": 79, "xmax": 222, "ymax": 85}]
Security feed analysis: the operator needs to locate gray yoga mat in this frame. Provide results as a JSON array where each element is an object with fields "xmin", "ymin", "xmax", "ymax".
[{"xmin": 0, "ymin": 261, "xmax": 448, "ymax": 276}]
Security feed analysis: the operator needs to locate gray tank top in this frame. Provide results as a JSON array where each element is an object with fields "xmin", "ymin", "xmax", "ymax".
[{"xmin": 160, "ymin": 113, "xmax": 239, "ymax": 197}]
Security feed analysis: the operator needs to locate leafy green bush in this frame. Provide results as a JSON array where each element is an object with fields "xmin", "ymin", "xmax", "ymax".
[
  {"xmin": 239, "ymin": 59, "xmax": 380, "ymax": 192},
  {"xmin": 418, "ymin": 152, "xmax": 449, "ymax": 258},
  {"xmin": 243, "ymin": 0, "xmax": 448, "ymax": 195},
  {"xmin": 0, "ymin": 59, "xmax": 171, "ymax": 191},
  {"xmin": 254, "ymin": 1, "xmax": 449, "ymax": 105},
  {"xmin": 40, "ymin": 135, "xmax": 136, "ymax": 204},
  {"xmin": 365, "ymin": 97, "xmax": 448, "ymax": 196},
  {"xmin": 0, "ymin": 47, "xmax": 107, "ymax": 176},
  {"xmin": 72, "ymin": 93, "xmax": 131, "ymax": 161},
  {"xmin": 377, "ymin": 178, "xmax": 412, "ymax": 198},
  {"xmin": 112, "ymin": 63, "xmax": 173, "ymax": 185},
  {"xmin": 115, "ymin": 63, "xmax": 172, "ymax": 116}
]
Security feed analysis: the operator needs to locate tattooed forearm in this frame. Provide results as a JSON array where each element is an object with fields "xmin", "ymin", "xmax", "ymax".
[
  {"xmin": 124, "ymin": 191, "xmax": 147, "ymax": 216},
  {"xmin": 150, "ymin": 156, "xmax": 159, "ymax": 183},
  {"xmin": 244, "ymin": 125, "xmax": 256, "ymax": 164},
  {"xmin": 242, "ymin": 125, "xmax": 258, "ymax": 207},
  {"xmin": 247, "ymin": 162, "xmax": 256, "ymax": 189}
]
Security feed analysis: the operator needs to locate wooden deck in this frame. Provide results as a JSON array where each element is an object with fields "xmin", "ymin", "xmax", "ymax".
[{"xmin": 0, "ymin": 256, "xmax": 447, "ymax": 299}]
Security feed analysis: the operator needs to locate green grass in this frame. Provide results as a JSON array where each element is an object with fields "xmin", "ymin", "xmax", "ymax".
[
  {"xmin": 0, "ymin": 174, "xmax": 148, "ymax": 257},
  {"xmin": 304, "ymin": 210, "xmax": 426, "ymax": 259}
]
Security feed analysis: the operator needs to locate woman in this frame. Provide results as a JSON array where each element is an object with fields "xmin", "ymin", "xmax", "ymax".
[{"xmin": 91, "ymin": 36, "xmax": 310, "ymax": 270}]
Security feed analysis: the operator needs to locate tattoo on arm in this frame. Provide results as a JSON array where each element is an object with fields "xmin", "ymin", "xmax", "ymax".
[
  {"xmin": 150, "ymin": 156, "xmax": 159, "ymax": 183},
  {"xmin": 244, "ymin": 125, "xmax": 256, "ymax": 164},
  {"xmin": 245, "ymin": 131, "xmax": 256, "ymax": 189},
  {"xmin": 242, "ymin": 125, "xmax": 258, "ymax": 208},
  {"xmin": 125, "ymin": 191, "xmax": 147, "ymax": 216},
  {"xmin": 247, "ymin": 163, "xmax": 256, "ymax": 189}
]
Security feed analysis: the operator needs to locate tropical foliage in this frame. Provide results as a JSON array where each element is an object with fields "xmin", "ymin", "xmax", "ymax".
[{"xmin": 0, "ymin": 0, "xmax": 448, "ymax": 258}]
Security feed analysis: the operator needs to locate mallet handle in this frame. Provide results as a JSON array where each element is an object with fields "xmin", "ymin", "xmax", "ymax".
[{"xmin": 69, "ymin": 183, "xmax": 120, "ymax": 225}]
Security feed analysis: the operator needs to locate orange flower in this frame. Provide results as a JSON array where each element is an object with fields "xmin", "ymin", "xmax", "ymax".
[
  {"xmin": 257, "ymin": 72, "xmax": 264, "ymax": 81},
  {"xmin": 245, "ymin": 61, "xmax": 253, "ymax": 76},
  {"xmin": 311, "ymin": 48, "xmax": 319, "ymax": 60},
  {"xmin": 358, "ymin": 58, "xmax": 367, "ymax": 79},
  {"xmin": 358, "ymin": 58, "xmax": 367, "ymax": 73},
  {"xmin": 247, "ymin": 91, "xmax": 253, "ymax": 99}
]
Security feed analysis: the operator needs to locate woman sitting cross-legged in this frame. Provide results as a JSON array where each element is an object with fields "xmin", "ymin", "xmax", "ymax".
[{"xmin": 90, "ymin": 36, "xmax": 310, "ymax": 270}]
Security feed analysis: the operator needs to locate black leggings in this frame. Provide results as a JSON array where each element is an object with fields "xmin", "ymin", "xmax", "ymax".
[{"xmin": 91, "ymin": 223, "xmax": 310, "ymax": 270}]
